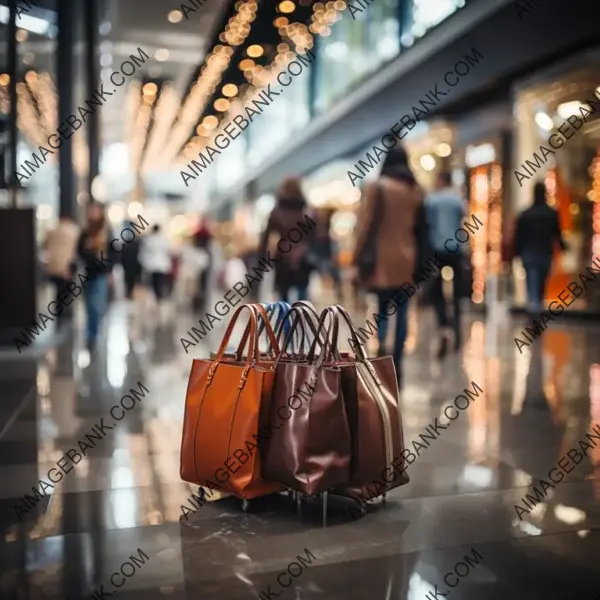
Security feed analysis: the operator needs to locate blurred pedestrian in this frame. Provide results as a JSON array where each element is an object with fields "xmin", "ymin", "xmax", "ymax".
[
  {"xmin": 192, "ymin": 217, "xmax": 213, "ymax": 311},
  {"xmin": 259, "ymin": 177, "xmax": 315, "ymax": 303},
  {"xmin": 140, "ymin": 224, "xmax": 172, "ymax": 303},
  {"xmin": 315, "ymin": 208, "xmax": 343, "ymax": 304},
  {"xmin": 44, "ymin": 214, "xmax": 79, "ymax": 325},
  {"xmin": 176, "ymin": 235, "xmax": 209, "ymax": 307},
  {"xmin": 353, "ymin": 145, "xmax": 429, "ymax": 387},
  {"xmin": 121, "ymin": 234, "xmax": 142, "ymax": 300},
  {"xmin": 514, "ymin": 182, "xmax": 566, "ymax": 317},
  {"xmin": 77, "ymin": 202, "xmax": 116, "ymax": 350},
  {"xmin": 426, "ymin": 170, "xmax": 467, "ymax": 357}
]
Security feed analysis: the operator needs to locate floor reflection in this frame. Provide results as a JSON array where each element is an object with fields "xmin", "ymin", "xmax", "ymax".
[{"xmin": 0, "ymin": 300, "xmax": 599, "ymax": 599}]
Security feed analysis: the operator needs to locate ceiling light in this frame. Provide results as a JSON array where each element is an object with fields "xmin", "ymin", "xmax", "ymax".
[
  {"xmin": 202, "ymin": 115, "xmax": 219, "ymax": 130},
  {"xmin": 0, "ymin": 73, "xmax": 9, "ymax": 86},
  {"xmin": 22, "ymin": 52, "xmax": 35, "ymax": 65},
  {"xmin": 222, "ymin": 83, "xmax": 238, "ymax": 97},
  {"xmin": 534, "ymin": 111, "xmax": 554, "ymax": 131},
  {"xmin": 168, "ymin": 10, "xmax": 183, "ymax": 23},
  {"xmin": 142, "ymin": 82, "xmax": 157, "ymax": 96},
  {"xmin": 196, "ymin": 125, "xmax": 207, "ymax": 136},
  {"xmin": 214, "ymin": 98, "xmax": 230, "ymax": 112},
  {"xmin": 155, "ymin": 48, "xmax": 170, "ymax": 62},
  {"xmin": 420, "ymin": 154, "xmax": 436, "ymax": 171},
  {"xmin": 278, "ymin": 1, "xmax": 296, "ymax": 13},
  {"xmin": 16, "ymin": 28, "xmax": 28, "ymax": 42},
  {"xmin": 247, "ymin": 44, "xmax": 263, "ymax": 58},
  {"xmin": 557, "ymin": 101, "xmax": 590, "ymax": 119},
  {"xmin": 435, "ymin": 143, "xmax": 452, "ymax": 157},
  {"xmin": 274, "ymin": 16, "xmax": 289, "ymax": 27}
]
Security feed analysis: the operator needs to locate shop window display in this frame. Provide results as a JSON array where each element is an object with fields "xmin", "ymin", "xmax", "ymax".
[{"xmin": 513, "ymin": 65, "xmax": 600, "ymax": 313}]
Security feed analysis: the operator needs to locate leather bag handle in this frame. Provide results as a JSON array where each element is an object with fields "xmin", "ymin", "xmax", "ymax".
[{"xmin": 236, "ymin": 303, "xmax": 280, "ymax": 360}]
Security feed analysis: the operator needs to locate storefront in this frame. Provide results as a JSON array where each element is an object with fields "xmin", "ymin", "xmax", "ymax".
[{"xmin": 512, "ymin": 50, "xmax": 600, "ymax": 314}]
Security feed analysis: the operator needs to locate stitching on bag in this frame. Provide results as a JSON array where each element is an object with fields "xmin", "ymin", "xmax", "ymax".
[
  {"xmin": 223, "ymin": 376, "xmax": 246, "ymax": 495},
  {"xmin": 190, "ymin": 361, "xmax": 214, "ymax": 486}
]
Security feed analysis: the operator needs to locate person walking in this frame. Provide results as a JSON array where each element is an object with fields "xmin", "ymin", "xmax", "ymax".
[
  {"xmin": 44, "ymin": 214, "xmax": 79, "ymax": 325},
  {"xmin": 425, "ymin": 171, "xmax": 467, "ymax": 357},
  {"xmin": 77, "ymin": 202, "xmax": 117, "ymax": 350},
  {"xmin": 259, "ymin": 177, "xmax": 315, "ymax": 303},
  {"xmin": 315, "ymin": 208, "xmax": 343, "ymax": 304},
  {"xmin": 140, "ymin": 224, "xmax": 172, "ymax": 304},
  {"xmin": 514, "ymin": 182, "xmax": 566, "ymax": 317},
  {"xmin": 121, "ymin": 234, "xmax": 142, "ymax": 300},
  {"xmin": 353, "ymin": 145, "xmax": 430, "ymax": 388},
  {"xmin": 192, "ymin": 217, "xmax": 213, "ymax": 311}
]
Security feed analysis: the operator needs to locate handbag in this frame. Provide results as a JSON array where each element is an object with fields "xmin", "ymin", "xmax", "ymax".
[
  {"xmin": 356, "ymin": 183, "xmax": 384, "ymax": 281},
  {"xmin": 180, "ymin": 304, "xmax": 284, "ymax": 499},
  {"xmin": 327, "ymin": 305, "xmax": 410, "ymax": 502},
  {"xmin": 262, "ymin": 306, "xmax": 351, "ymax": 496}
]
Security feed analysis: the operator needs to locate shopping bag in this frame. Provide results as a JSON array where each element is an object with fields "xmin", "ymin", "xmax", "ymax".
[
  {"xmin": 262, "ymin": 306, "xmax": 351, "ymax": 495},
  {"xmin": 180, "ymin": 304, "xmax": 283, "ymax": 499},
  {"xmin": 329, "ymin": 305, "xmax": 409, "ymax": 501}
]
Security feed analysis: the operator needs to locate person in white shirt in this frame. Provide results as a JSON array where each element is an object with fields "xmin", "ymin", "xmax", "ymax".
[{"xmin": 140, "ymin": 224, "xmax": 172, "ymax": 302}]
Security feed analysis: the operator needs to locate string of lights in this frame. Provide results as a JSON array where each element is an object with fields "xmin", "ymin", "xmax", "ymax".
[{"xmin": 174, "ymin": 1, "xmax": 347, "ymax": 167}]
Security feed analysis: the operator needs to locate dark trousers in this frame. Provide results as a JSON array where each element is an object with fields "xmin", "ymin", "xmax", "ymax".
[
  {"xmin": 50, "ymin": 276, "xmax": 72, "ymax": 324},
  {"xmin": 150, "ymin": 272, "xmax": 169, "ymax": 301},
  {"xmin": 431, "ymin": 252, "xmax": 464, "ymax": 346},
  {"xmin": 278, "ymin": 285, "xmax": 308, "ymax": 304},
  {"xmin": 123, "ymin": 268, "xmax": 141, "ymax": 299}
]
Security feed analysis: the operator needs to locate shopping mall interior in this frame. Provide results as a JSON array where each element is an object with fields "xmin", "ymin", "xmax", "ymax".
[{"xmin": 1, "ymin": 0, "xmax": 599, "ymax": 598}]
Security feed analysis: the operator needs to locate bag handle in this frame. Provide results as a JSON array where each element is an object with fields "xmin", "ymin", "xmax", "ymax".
[
  {"xmin": 210, "ymin": 305, "xmax": 259, "ymax": 388},
  {"xmin": 328, "ymin": 304, "xmax": 370, "ymax": 362},
  {"xmin": 257, "ymin": 302, "xmax": 291, "ymax": 348},
  {"xmin": 236, "ymin": 303, "xmax": 280, "ymax": 360},
  {"xmin": 306, "ymin": 306, "xmax": 342, "ymax": 365}
]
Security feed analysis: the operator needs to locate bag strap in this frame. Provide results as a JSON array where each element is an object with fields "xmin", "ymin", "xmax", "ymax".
[
  {"xmin": 326, "ymin": 304, "xmax": 370, "ymax": 363},
  {"xmin": 236, "ymin": 303, "xmax": 280, "ymax": 359},
  {"xmin": 213, "ymin": 305, "xmax": 259, "ymax": 366}
]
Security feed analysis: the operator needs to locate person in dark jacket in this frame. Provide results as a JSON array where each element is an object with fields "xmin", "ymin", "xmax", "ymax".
[
  {"xmin": 315, "ymin": 208, "xmax": 343, "ymax": 304},
  {"xmin": 77, "ymin": 202, "xmax": 118, "ymax": 350},
  {"xmin": 121, "ymin": 235, "xmax": 142, "ymax": 299},
  {"xmin": 192, "ymin": 217, "xmax": 213, "ymax": 311},
  {"xmin": 259, "ymin": 177, "xmax": 315, "ymax": 303},
  {"xmin": 514, "ymin": 182, "xmax": 566, "ymax": 315},
  {"xmin": 352, "ymin": 145, "xmax": 430, "ymax": 387}
]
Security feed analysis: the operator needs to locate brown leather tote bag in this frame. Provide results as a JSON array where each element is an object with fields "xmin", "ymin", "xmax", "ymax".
[
  {"xmin": 262, "ymin": 307, "xmax": 351, "ymax": 496},
  {"xmin": 327, "ymin": 305, "xmax": 410, "ymax": 502},
  {"xmin": 180, "ymin": 304, "xmax": 283, "ymax": 499}
]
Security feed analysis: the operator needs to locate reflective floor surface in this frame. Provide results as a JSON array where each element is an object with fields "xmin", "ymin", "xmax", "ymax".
[{"xmin": 0, "ymin": 296, "xmax": 599, "ymax": 599}]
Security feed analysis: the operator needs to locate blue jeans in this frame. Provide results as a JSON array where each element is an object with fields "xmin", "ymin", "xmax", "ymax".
[
  {"xmin": 375, "ymin": 289, "xmax": 410, "ymax": 367},
  {"xmin": 522, "ymin": 253, "xmax": 551, "ymax": 313},
  {"xmin": 84, "ymin": 275, "xmax": 109, "ymax": 343}
]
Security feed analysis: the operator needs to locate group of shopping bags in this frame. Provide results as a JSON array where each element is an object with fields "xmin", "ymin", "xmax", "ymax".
[{"xmin": 180, "ymin": 301, "xmax": 409, "ymax": 510}]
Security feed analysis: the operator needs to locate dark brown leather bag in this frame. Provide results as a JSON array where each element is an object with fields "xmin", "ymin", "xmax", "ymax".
[
  {"xmin": 327, "ymin": 305, "xmax": 410, "ymax": 502},
  {"xmin": 262, "ymin": 306, "xmax": 351, "ymax": 495}
]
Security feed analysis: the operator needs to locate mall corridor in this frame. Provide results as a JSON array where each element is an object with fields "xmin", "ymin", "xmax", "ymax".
[{"xmin": 0, "ymin": 298, "xmax": 599, "ymax": 599}]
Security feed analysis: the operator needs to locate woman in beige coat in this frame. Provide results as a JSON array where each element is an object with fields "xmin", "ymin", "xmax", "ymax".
[{"xmin": 353, "ymin": 145, "xmax": 430, "ymax": 387}]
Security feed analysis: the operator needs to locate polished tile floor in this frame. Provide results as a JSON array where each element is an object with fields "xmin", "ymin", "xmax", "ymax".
[{"xmin": 1, "ymin": 294, "xmax": 599, "ymax": 599}]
